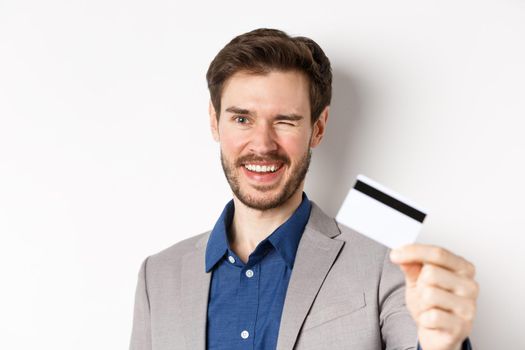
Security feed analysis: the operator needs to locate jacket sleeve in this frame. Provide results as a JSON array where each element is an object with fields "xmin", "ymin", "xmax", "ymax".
[
  {"xmin": 130, "ymin": 257, "xmax": 152, "ymax": 350},
  {"xmin": 378, "ymin": 249, "xmax": 418, "ymax": 350}
]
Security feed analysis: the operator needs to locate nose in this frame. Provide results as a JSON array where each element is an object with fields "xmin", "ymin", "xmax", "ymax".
[{"xmin": 248, "ymin": 122, "xmax": 278, "ymax": 155}]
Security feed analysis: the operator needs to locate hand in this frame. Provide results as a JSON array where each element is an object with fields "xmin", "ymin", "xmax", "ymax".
[{"xmin": 390, "ymin": 244, "xmax": 478, "ymax": 350}]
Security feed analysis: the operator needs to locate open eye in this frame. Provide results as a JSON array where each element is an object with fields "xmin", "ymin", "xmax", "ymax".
[{"xmin": 234, "ymin": 116, "xmax": 249, "ymax": 124}]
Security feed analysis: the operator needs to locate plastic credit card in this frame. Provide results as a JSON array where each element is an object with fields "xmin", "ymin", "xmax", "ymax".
[{"xmin": 336, "ymin": 174, "xmax": 427, "ymax": 249}]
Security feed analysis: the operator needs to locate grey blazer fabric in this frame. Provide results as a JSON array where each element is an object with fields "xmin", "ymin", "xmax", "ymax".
[{"xmin": 130, "ymin": 202, "xmax": 418, "ymax": 350}]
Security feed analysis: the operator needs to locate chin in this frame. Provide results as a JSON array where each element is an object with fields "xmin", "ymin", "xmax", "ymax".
[{"xmin": 236, "ymin": 186, "xmax": 298, "ymax": 211}]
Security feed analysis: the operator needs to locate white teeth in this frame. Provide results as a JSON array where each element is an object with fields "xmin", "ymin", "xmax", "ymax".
[{"xmin": 244, "ymin": 164, "xmax": 279, "ymax": 173}]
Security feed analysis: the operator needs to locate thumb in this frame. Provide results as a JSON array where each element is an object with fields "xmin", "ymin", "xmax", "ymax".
[{"xmin": 398, "ymin": 263, "xmax": 422, "ymax": 288}]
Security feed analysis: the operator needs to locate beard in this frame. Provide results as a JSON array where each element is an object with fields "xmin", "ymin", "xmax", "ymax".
[{"xmin": 220, "ymin": 148, "xmax": 312, "ymax": 211}]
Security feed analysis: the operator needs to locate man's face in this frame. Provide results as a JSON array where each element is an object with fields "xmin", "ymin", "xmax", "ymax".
[{"xmin": 210, "ymin": 70, "xmax": 327, "ymax": 211}]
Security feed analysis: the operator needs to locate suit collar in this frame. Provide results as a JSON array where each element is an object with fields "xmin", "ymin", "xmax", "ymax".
[
  {"xmin": 305, "ymin": 201, "xmax": 342, "ymax": 239},
  {"xmin": 179, "ymin": 200, "xmax": 343, "ymax": 350},
  {"xmin": 276, "ymin": 202, "xmax": 344, "ymax": 350}
]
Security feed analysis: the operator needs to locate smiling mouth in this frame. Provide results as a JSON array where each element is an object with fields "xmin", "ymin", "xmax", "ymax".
[{"xmin": 243, "ymin": 163, "xmax": 282, "ymax": 173}]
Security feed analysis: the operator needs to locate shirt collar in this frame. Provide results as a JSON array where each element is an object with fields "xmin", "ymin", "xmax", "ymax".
[
  {"xmin": 205, "ymin": 193, "xmax": 312, "ymax": 272},
  {"xmin": 205, "ymin": 199, "xmax": 234, "ymax": 272},
  {"xmin": 266, "ymin": 193, "xmax": 311, "ymax": 269}
]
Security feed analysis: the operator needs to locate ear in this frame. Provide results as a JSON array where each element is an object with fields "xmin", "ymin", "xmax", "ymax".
[
  {"xmin": 209, "ymin": 100, "xmax": 220, "ymax": 142},
  {"xmin": 309, "ymin": 106, "xmax": 329, "ymax": 148}
]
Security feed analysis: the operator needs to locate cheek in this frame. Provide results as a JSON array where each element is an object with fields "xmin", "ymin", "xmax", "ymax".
[
  {"xmin": 218, "ymin": 129, "xmax": 246, "ymax": 158},
  {"xmin": 278, "ymin": 135, "xmax": 310, "ymax": 159}
]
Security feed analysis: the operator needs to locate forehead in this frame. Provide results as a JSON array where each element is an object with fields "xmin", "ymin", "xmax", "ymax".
[{"xmin": 220, "ymin": 70, "xmax": 310, "ymax": 115}]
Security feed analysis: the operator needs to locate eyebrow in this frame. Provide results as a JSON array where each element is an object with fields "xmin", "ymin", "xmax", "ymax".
[
  {"xmin": 225, "ymin": 106, "xmax": 253, "ymax": 115},
  {"xmin": 224, "ymin": 106, "xmax": 304, "ymax": 121}
]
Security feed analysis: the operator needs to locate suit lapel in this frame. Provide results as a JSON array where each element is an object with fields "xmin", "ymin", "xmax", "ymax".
[
  {"xmin": 177, "ymin": 203, "xmax": 342, "ymax": 350},
  {"xmin": 276, "ymin": 203, "xmax": 344, "ymax": 350},
  {"xmin": 180, "ymin": 234, "xmax": 211, "ymax": 350}
]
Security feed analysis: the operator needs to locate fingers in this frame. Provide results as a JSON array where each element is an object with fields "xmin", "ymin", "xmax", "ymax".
[
  {"xmin": 398, "ymin": 262, "xmax": 422, "ymax": 288},
  {"xmin": 393, "ymin": 244, "xmax": 479, "ymax": 349},
  {"xmin": 418, "ymin": 264, "xmax": 480, "ymax": 299},
  {"xmin": 418, "ymin": 310, "xmax": 470, "ymax": 350},
  {"xmin": 390, "ymin": 244, "xmax": 476, "ymax": 278},
  {"xmin": 418, "ymin": 308, "xmax": 462, "ymax": 330},
  {"xmin": 416, "ymin": 286, "xmax": 477, "ymax": 322}
]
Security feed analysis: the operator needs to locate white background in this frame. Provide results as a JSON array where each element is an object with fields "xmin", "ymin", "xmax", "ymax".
[{"xmin": 1, "ymin": 0, "xmax": 524, "ymax": 349}]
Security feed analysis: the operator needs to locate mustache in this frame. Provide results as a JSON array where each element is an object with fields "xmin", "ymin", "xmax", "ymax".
[{"xmin": 235, "ymin": 153, "xmax": 290, "ymax": 167}]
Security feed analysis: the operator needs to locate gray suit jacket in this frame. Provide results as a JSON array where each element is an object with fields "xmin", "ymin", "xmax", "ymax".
[{"xmin": 130, "ymin": 202, "xmax": 418, "ymax": 349}]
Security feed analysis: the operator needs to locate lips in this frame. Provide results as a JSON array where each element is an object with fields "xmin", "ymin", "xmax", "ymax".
[
  {"xmin": 243, "ymin": 163, "xmax": 282, "ymax": 173},
  {"xmin": 241, "ymin": 162, "xmax": 285, "ymax": 184},
  {"xmin": 236, "ymin": 154, "xmax": 289, "ymax": 185}
]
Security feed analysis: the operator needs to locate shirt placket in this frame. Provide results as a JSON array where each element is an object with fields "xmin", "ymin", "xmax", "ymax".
[{"xmin": 237, "ymin": 261, "xmax": 260, "ymax": 349}]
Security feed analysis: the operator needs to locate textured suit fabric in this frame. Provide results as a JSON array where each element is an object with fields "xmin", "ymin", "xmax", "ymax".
[{"xmin": 130, "ymin": 202, "xmax": 418, "ymax": 350}]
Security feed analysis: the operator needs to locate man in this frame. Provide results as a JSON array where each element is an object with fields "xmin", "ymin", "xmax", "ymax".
[{"xmin": 130, "ymin": 28, "xmax": 478, "ymax": 350}]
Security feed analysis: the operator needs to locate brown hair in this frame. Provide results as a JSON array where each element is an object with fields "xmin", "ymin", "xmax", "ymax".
[{"xmin": 206, "ymin": 28, "xmax": 332, "ymax": 124}]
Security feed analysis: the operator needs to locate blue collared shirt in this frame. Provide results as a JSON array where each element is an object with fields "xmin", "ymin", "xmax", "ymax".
[
  {"xmin": 204, "ymin": 193, "xmax": 472, "ymax": 350},
  {"xmin": 205, "ymin": 193, "xmax": 312, "ymax": 350}
]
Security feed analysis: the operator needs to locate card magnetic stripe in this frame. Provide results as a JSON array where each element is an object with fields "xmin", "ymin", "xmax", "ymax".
[{"xmin": 354, "ymin": 180, "xmax": 426, "ymax": 223}]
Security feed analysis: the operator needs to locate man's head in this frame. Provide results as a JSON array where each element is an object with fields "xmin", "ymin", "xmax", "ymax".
[
  {"xmin": 206, "ymin": 28, "xmax": 332, "ymax": 125},
  {"xmin": 206, "ymin": 29, "xmax": 332, "ymax": 211}
]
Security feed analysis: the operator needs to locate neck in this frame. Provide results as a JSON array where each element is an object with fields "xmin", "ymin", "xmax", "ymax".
[{"xmin": 229, "ymin": 188, "xmax": 304, "ymax": 263}]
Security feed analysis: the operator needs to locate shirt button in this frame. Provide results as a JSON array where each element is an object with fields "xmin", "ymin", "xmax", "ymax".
[
  {"xmin": 228, "ymin": 255, "xmax": 235, "ymax": 264},
  {"xmin": 241, "ymin": 330, "xmax": 249, "ymax": 339},
  {"xmin": 245, "ymin": 269, "xmax": 254, "ymax": 278}
]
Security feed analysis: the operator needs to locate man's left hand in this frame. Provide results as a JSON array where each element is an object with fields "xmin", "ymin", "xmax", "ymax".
[{"xmin": 390, "ymin": 244, "xmax": 478, "ymax": 350}]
